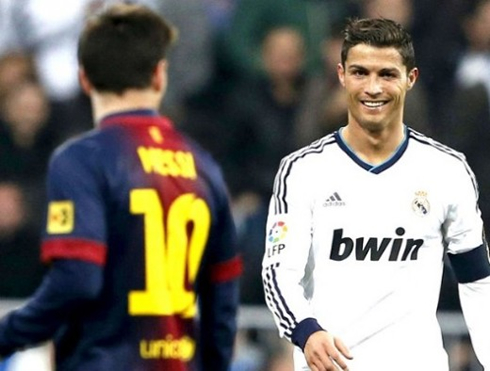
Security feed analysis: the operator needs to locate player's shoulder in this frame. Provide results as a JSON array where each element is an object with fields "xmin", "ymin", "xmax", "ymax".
[
  {"xmin": 49, "ymin": 128, "xmax": 105, "ymax": 171},
  {"xmin": 278, "ymin": 132, "xmax": 338, "ymax": 172},
  {"xmin": 407, "ymin": 127, "xmax": 468, "ymax": 168}
]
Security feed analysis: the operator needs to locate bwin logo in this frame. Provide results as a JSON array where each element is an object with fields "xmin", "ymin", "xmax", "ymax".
[{"xmin": 330, "ymin": 228, "xmax": 424, "ymax": 261}]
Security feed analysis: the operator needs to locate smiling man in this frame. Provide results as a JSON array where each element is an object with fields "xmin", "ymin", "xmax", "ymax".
[{"xmin": 262, "ymin": 18, "xmax": 490, "ymax": 371}]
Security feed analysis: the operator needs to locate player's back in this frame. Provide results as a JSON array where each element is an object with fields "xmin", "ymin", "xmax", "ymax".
[{"xmin": 42, "ymin": 110, "xmax": 236, "ymax": 370}]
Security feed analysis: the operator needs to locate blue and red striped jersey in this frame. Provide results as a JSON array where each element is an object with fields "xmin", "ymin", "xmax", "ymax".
[{"xmin": 0, "ymin": 110, "xmax": 241, "ymax": 371}]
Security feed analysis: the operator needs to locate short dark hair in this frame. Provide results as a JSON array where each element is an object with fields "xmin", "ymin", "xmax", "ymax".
[
  {"xmin": 341, "ymin": 18, "xmax": 416, "ymax": 72},
  {"xmin": 78, "ymin": 4, "xmax": 176, "ymax": 94}
]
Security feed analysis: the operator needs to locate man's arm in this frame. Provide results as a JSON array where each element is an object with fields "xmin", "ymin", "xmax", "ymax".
[
  {"xmin": 0, "ymin": 260, "xmax": 103, "ymax": 357},
  {"xmin": 198, "ymin": 275, "xmax": 240, "ymax": 371},
  {"xmin": 445, "ymin": 158, "xmax": 490, "ymax": 370},
  {"xmin": 262, "ymin": 155, "xmax": 352, "ymax": 370},
  {"xmin": 449, "ymin": 246, "xmax": 490, "ymax": 369},
  {"xmin": 198, "ymin": 164, "xmax": 242, "ymax": 371}
]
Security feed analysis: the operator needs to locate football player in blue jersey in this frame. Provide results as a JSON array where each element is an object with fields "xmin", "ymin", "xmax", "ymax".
[
  {"xmin": 262, "ymin": 18, "xmax": 490, "ymax": 371},
  {"xmin": 0, "ymin": 4, "xmax": 241, "ymax": 370}
]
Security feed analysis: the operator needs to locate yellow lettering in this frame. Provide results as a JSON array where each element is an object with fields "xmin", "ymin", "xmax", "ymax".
[
  {"xmin": 137, "ymin": 147, "xmax": 153, "ymax": 173},
  {"xmin": 137, "ymin": 147, "xmax": 197, "ymax": 179},
  {"xmin": 139, "ymin": 336, "xmax": 195, "ymax": 361}
]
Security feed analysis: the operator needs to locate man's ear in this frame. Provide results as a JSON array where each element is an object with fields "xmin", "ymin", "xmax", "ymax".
[
  {"xmin": 151, "ymin": 60, "xmax": 168, "ymax": 92},
  {"xmin": 78, "ymin": 68, "xmax": 93, "ymax": 95},
  {"xmin": 337, "ymin": 63, "xmax": 346, "ymax": 87},
  {"xmin": 407, "ymin": 67, "xmax": 419, "ymax": 90}
]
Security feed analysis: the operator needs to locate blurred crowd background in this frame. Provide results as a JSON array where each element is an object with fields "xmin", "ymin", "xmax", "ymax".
[{"xmin": 1, "ymin": 0, "xmax": 490, "ymax": 369}]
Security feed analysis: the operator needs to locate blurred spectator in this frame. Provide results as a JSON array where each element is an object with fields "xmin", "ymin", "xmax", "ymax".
[
  {"xmin": 0, "ymin": 52, "xmax": 36, "ymax": 102},
  {"xmin": 221, "ymin": 0, "xmax": 357, "ymax": 84},
  {"xmin": 0, "ymin": 182, "xmax": 45, "ymax": 298},
  {"xmin": 225, "ymin": 26, "xmax": 307, "ymax": 203},
  {"xmin": 454, "ymin": 0, "xmax": 490, "ymax": 102},
  {"xmin": 6, "ymin": 0, "xmax": 85, "ymax": 101},
  {"xmin": 445, "ymin": 0, "xmax": 490, "ymax": 237},
  {"xmin": 221, "ymin": 27, "xmax": 307, "ymax": 305},
  {"xmin": 0, "ymin": 80, "xmax": 60, "ymax": 227},
  {"xmin": 294, "ymin": 23, "xmax": 348, "ymax": 147},
  {"xmin": 408, "ymin": 0, "xmax": 469, "ymax": 136},
  {"xmin": 150, "ymin": 0, "xmax": 215, "ymax": 121},
  {"xmin": 2, "ymin": 0, "xmax": 107, "ymax": 139},
  {"xmin": 0, "ymin": 80, "xmax": 59, "ymax": 182}
]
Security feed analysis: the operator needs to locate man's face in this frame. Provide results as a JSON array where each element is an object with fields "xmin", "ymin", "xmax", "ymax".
[{"xmin": 337, "ymin": 44, "xmax": 418, "ymax": 133}]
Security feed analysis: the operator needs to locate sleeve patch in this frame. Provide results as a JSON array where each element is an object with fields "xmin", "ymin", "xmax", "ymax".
[
  {"xmin": 41, "ymin": 238, "xmax": 107, "ymax": 265},
  {"xmin": 47, "ymin": 201, "xmax": 75, "ymax": 234}
]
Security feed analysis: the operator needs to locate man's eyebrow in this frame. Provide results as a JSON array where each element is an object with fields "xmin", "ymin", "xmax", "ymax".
[
  {"xmin": 347, "ymin": 65, "xmax": 401, "ymax": 74},
  {"xmin": 347, "ymin": 64, "xmax": 368, "ymax": 71},
  {"xmin": 379, "ymin": 67, "xmax": 400, "ymax": 74}
]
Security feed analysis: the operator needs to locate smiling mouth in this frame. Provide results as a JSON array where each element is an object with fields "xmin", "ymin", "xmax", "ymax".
[{"xmin": 362, "ymin": 101, "xmax": 387, "ymax": 108}]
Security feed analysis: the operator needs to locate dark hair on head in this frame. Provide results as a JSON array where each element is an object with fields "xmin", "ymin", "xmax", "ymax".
[
  {"xmin": 78, "ymin": 3, "xmax": 176, "ymax": 94},
  {"xmin": 341, "ymin": 18, "xmax": 416, "ymax": 72}
]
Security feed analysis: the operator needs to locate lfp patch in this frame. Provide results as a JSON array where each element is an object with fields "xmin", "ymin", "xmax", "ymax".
[{"xmin": 268, "ymin": 221, "xmax": 288, "ymax": 243}]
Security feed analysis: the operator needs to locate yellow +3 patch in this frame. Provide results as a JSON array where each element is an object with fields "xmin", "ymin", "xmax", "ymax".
[{"xmin": 47, "ymin": 201, "xmax": 75, "ymax": 234}]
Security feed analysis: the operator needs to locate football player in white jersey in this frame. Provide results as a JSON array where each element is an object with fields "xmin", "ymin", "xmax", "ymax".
[{"xmin": 262, "ymin": 18, "xmax": 490, "ymax": 371}]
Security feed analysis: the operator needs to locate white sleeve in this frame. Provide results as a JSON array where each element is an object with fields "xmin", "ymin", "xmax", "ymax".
[
  {"xmin": 262, "ymin": 156, "xmax": 316, "ymax": 343},
  {"xmin": 445, "ymin": 157, "xmax": 490, "ymax": 369},
  {"xmin": 459, "ymin": 275, "xmax": 490, "ymax": 369},
  {"xmin": 444, "ymin": 159, "xmax": 484, "ymax": 256}
]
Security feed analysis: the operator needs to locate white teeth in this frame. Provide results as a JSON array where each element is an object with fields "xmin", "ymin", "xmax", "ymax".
[{"xmin": 363, "ymin": 101, "xmax": 385, "ymax": 107}]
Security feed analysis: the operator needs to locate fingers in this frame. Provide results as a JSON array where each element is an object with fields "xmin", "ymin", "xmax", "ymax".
[
  {"xmin": 309, "ymin": 355, "xmax": 350, "ymax": 371},
  {"xmin": 334, "ymin": 337, "xmax": 353, "ymax": 360},
  {"xmin": 326, "ymin": 345, "xmax": 350, "ymax": 371},
  {"xmin": 305, "ymin": 331, "xmax": 352, "ymax": 371}
]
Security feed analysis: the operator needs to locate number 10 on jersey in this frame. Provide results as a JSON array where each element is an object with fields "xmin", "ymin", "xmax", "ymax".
[{"xmin": 128, "ymin": 189, "xmax": 211, "ymax": 318}]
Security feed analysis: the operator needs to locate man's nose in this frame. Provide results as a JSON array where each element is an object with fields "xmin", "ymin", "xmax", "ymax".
[{"xmin": 365, "ymin": 75, "xmax": 382, "ymax": 95}]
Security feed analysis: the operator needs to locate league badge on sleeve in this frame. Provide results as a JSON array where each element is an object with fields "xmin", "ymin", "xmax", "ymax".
[
  {"xmin": 47, "ymin": 201, "xmax": 75, "ymax": 234},
  {"xmin": 265, "ymin": 219, "xmax": 289, "ymax": 260},
  {"xmin": 268, "ymin": 221, "xmax": 288, "ymax": 244}
]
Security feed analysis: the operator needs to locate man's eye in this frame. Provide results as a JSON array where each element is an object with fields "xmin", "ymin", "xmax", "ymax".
[{"xmin": 381, "ymin": 72, "xmax": 396, "ymax": 78}]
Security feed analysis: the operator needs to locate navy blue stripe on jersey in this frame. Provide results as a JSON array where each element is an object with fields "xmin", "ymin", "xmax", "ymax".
[
  {"xmin": 409, "ymin": 128, "xmax": 480, "ymax": 201},
  {"xmin": 263, "ymin": 263, "xmax": 296, "ymax": 338},
  {"xmin": 273, "ymin": 135, "xmax": 336, "ymax": 214},
  {"xmin": 448, "ymin": 244, "xmax": 490, "ymax": 283},
  {"xmin": 335, "ymin": 127, "xmax": 409, "ymax": 174}
]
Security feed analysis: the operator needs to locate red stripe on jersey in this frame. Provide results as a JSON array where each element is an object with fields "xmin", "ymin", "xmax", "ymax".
[
  {"xmin": 210, "ymin": 256, "xmax": 243, "ymax": 283},
  {"xmin": 41, "ymin": 238, "xmax": 107, "ymax": 265}
]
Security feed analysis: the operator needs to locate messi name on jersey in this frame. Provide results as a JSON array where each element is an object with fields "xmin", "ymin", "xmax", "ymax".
[
  {"xmin": 330, "ymin": 227, "xmax": 424, "ymax": 262},
  {"xmin": 137, "ymin": 146, "xmax": 197, "ymax": 179}
]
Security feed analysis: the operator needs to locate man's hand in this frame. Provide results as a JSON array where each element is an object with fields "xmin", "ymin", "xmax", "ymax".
[{"xmin": 304, "ymin": 330, "xmax": 353, "ymax": 371}]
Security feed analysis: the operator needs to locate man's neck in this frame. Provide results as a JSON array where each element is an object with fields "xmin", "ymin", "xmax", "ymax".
[
  {"xmin": 90, "ymin": 89, "xmax": 162, "ymax": 124},
  {"xmin": 341, "ymin": 122, "xmax": 405, "ymax": 165}
]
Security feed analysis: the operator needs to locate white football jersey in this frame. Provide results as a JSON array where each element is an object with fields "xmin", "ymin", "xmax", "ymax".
[{"xmin": 262, "ymin": 127, "xmax": 486, "ymax": 371}]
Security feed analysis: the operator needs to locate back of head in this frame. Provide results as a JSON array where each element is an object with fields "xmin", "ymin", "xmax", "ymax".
[
  {"xmin": 341, "ymin": 18, "xmax": 415, "ymax": 72},
  {"xmin": 78, "ymin": 3, "xmax": 176, "ymax": 94}
]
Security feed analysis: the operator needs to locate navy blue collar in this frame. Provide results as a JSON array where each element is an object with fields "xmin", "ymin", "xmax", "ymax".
[{"xmin": 335, "ymin": 126, "xmax": 409, "ymax": 174}]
